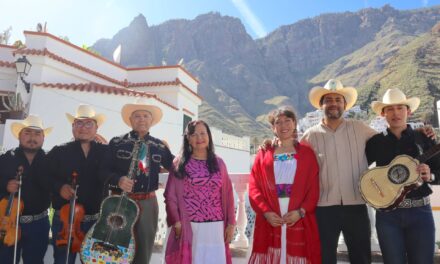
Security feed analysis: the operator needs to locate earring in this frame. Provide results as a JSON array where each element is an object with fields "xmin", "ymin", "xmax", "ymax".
[{"xmin": 188, "ymin": 145, "xmax": 192, "ymax": 152}]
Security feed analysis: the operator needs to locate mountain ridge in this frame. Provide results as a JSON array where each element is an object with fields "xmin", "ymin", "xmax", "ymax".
[{"xmin": 92, "ymin": 5, "xmax": 440, "ymax": 138}]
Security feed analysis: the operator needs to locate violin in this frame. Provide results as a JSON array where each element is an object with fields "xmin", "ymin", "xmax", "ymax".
[
  {"xmin": 0, "ymin": 166, "xmax": 24, "ymax": 246},
  {"xmin": 56, "ymin": 171, "xmax": 85, "ymax": 254}
]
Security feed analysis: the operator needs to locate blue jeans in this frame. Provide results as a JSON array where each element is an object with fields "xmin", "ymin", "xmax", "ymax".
[
  {"xmin": 0, "ymin": 215, "xmax": 50, "ymax": 264},
  {"xmin": 51, "ymin": 214, "xmax": 95, "ymax": 264},
  {"xmin": 376, "ymin": 204, "xmax": 435, "ymax": 264}
]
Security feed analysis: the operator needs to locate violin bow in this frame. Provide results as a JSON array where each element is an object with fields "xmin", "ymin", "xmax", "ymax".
[
  {"xmin": 13, "ymin": 166, "xmax": 24, "ymax": 264},
  {"xmin": 65, "ymin": 171, "xmax": 79, "ymax": 264}
]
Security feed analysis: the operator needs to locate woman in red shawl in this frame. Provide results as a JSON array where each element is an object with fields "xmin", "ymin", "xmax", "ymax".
[{"xmin": 249, "ymin": 107, "xmax": 321, "ymax": 264}]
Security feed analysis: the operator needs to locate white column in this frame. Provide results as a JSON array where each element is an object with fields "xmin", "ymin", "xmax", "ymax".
[
  {"xmin": 368, "ymin": 206, "xmax": 381, "ymax": 251},
  {"xmin": 230, "ymin": 173, "xmax": 249, "ymax": 248}
]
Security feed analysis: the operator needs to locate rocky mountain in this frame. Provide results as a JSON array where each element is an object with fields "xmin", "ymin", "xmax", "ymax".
[{"xmin": 92, "ymin": 5, "xmax": 440, "ymax": 138}]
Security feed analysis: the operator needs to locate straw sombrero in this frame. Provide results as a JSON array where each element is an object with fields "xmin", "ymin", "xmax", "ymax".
[
  {"xmin": 371, "ymin": 88, "xmax": 420, "ymax": 115},
  {"xmin": 309, "ymin": 79, "xmax": 358, "ymax": 110},
  {"xmin": 11, "ymin": 114, "xmax": 52, "ymax": 139},
  {"xmin": 66, "ymin": 104, "xmax": 106, "ymax": 127},
  {"xmin": 121, "ymin": 97, "xmax": 163, "ymax": 127}
]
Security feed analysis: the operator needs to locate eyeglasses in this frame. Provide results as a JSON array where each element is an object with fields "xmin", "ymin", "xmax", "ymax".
[{"xmin": 73, "ymin": 120, "xmax": 96, "ymax": 129}]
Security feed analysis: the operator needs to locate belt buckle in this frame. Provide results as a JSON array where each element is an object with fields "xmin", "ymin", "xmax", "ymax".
[
  {"xmin": 20, "ymin": 215, "xmax": 33, "ymax": 224},
  {"xmin": 128, "ymin": 192, "xmax": 155, "ymax": 201},
  {"xmin": 83, "ymin": 213, "xmax": 98, "ymax": 222},
  {"xmin": 398, "ymin": 197, "xmax": 429, "ymax": 208},
  {"xmin": 398, "ymin": 199, "xmax": 411, "ymax": 208}
]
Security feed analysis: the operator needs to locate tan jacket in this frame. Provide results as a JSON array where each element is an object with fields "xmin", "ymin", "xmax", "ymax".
[{"xmin": 301, "ymin": 119, "xmax": 377, "ymax": 206}]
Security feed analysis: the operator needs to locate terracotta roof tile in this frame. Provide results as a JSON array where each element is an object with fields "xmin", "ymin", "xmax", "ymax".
[
  {"xmin": 0, "ymin": 44, "xmax": 17, "ymax": 49},
  {"xmin": 23, "ymin": 31, "xmax": 199, "ymax": 83},
  {"xmin": 13, "ymin": 48, "xmax": 202, "ymax": 100},
  {"xmin": 127, "ymin": 65, "xmax": 199, "ymax": 84},
  {"xmin": 0, "ymin": 60, "xmax": 15, "ymax": 68},
  {"xmin": 128, "ymin": 78, "xmax": 202, "ymax": 100},
  {"xmin": 15, "ymin": 48, "xmax": 126, "ymax": 86},
  {"xmin": 35, "ymin": 82, "xmax": 178, "ymax": 110}
]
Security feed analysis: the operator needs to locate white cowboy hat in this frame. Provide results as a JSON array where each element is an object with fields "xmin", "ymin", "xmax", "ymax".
[
  {"xmin": 371, "ymin": 88, "xmax": 420, "ymax": 115},
  {"xmin": 309, "ymin": 79, "xmax": 358, "ymax": 110},
  {"xmin": 66, "ymin": 104, "xmax": 106, "ymax": 127},
  {"xmin": 11, "ymin": 114, "xmax": 53, "ymax": 139},
  {"xmin": 121, "ymin": 97, "xmax": 163, "ymax": 127}
]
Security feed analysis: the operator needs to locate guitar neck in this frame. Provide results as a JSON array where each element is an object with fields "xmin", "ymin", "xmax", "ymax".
[{"xmin": 417, "ymin": 143, "xmax": 440, "ymax": 163}]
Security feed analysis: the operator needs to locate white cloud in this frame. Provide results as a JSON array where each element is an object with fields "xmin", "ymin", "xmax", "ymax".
[
  {"xmin": 231, "ymin": 0, "xmax": 267, "ymax": 38},
  {"xmin": 422, "ymin": 0, "xmax": 429, "ymax": 7}
]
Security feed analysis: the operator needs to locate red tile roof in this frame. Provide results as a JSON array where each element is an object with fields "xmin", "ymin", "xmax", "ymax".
[
  {"xmin": 128, "ymin": 65, "xmax": 199, "ymax": 84},
  {"xmin": 35, "ymin": 82, "xmax": 178, "ymax": 110},
  {"xmin": 13, "ymin": 48, "xmax": 202, "ymax": 100},
  {"xmin": 0, "ymin": 44, "xmax": 17, "ymax": 49},
  {"xmin": 0, "ymin": 60, "xmax": 15, "ymax": 68},
  {"xmin": 128, "ymin": 80, "xmax": 180, "ymax": 88},
  {"xmin": 23, "ymin": 31, "xmax": 199, "ymax": 83},
  {"xmin": 15, "ymin": 48, "xmax": 126, "ymax": 86},
  {"xmin": 128, "ymin": 78, "xmax": 202, "ymax": 100}
]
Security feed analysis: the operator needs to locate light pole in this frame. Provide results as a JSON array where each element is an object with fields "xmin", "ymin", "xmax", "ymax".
[{"xmin": 15, "ymin": 56, "xmax": 32, "ymax": 93}]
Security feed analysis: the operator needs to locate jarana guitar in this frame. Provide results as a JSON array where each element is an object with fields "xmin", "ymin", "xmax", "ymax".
[{"xmin": 360, "ymin": 143, "xmax": 440, "ymax": 210}]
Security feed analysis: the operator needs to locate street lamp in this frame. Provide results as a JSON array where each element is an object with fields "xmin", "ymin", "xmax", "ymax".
[{"xmin": 15, "ymin": 56, "xmax": 32, "ymax": 93}]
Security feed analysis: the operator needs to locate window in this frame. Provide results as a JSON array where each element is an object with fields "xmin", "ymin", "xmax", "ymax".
[{"xmin": 183, "ymin": 114, "xmax": 192, "ymax": 133}]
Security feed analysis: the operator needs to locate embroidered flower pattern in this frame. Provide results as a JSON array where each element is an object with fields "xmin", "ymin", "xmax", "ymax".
[
  {"xmin": 276, "ymin": 184, "xmax": 292, "ymax": 198},
  {"xmin": 274, "ymin": 153, "xmax": 296, "ymax": 198},
  {"xmin": 274, "ymin": 153, "xmax": 295, "ymax": 161}
]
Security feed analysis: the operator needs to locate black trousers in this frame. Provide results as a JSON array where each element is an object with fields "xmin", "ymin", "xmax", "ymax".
[{"xmin": 316, "ymin": 204, "xmax": 371, "ymax": 264}]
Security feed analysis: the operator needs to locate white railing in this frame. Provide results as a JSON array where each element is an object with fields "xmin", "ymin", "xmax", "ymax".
[{"xmin": 154, "ymin": 174, "xmax": 440, "ymax": 261}]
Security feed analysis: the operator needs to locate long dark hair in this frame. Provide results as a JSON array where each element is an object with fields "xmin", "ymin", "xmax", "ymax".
[{"xmin": 176, "ymin": 120, "xmax": 219, "ymax": 179}]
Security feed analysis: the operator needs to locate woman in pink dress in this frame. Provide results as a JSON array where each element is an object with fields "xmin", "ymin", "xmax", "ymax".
[{"xmin": 164, "ymin": 120, "xmax": 236, "ymax": 264}]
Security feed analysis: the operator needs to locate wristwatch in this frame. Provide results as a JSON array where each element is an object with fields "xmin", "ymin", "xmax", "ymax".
[{"xmin": 298, "ymin": 209, "xmax": 305, "ymax": 218}]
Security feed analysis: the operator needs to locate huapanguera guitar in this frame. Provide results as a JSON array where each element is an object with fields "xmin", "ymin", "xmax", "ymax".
[
  {"xmin": 360, "ymin": 143, "xmax": 440, "ymax": 211},
  {"xmin": 80, "ymin": 140, "xmax": 143, "ymax": 264}
]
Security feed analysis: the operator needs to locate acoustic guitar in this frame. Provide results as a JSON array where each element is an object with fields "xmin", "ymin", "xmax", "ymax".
[
  {"xmin": 360, "ymin": 143, "xmax": 440, "ymax": 210},
  {"xmin": 80, "ymin": 140, "xmax": 144, "ymax": 264}
]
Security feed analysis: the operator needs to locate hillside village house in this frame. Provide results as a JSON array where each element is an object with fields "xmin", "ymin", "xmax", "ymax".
[{"xmin": 0, "ymin": 30, "xmax": 439, "ymax": 262}]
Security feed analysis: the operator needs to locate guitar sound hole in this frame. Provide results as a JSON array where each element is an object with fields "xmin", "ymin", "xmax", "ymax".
[
  {"xmin": 106, "ymin": 213, "xmax": 127, "ymax": 230},
  {"xmin": 388, "ymin": 164, "xmax": 410, "ymax": 184}
]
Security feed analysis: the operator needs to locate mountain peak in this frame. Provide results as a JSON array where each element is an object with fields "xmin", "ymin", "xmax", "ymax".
[{"xmin": 129, "ymin": 13, "xmax": 148, "ymax": 28}]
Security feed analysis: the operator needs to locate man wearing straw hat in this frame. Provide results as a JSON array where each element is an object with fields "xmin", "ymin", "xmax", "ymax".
[
  {"xmin": 0, "ymin": 115, "xmax": 52, "ymax": 264},
  {"xmin": 107, "ymin": 97, "xmax": 174, "ymax": 263},
  {"xmin": 366, "ymin": 88, "xmax": 439, "ymax": 263},
  {"xmin": 46, "ymin": 104, "xmax": 110, "ymax": 264},
  {"xmin": 302, "ymin": 79, "xmax": 378, "ymax": 263}
]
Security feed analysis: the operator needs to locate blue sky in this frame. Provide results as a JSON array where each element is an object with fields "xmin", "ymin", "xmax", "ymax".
[{"xmin": 1, "ymin": 0, "xmax": 439, "ymax": 46}]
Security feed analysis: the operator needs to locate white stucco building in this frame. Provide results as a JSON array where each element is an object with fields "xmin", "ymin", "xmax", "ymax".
[
  {"xmin": 298, "ymin": 109, "xmax": 323, "ymax": 132},
  {"xmin": 0, "ymin": 30, "xmax": 250, "ymax": 172}
]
